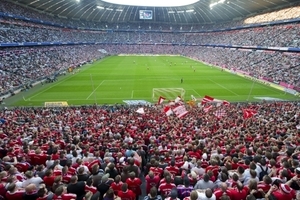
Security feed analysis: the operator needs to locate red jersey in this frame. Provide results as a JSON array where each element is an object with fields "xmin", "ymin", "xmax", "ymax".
[
  {"xmin": 37, "ymin": 194, "xmax": 52, "ymax": 200},
  {"xmin": 158, "ymin": 183, "xmax": 176, "ymax": 197},
  {"xmin": 117, "ymin": 189, "xmax": 136, "ymax": 200},
  {"xmin": 33, "ymin": 154, "xmax": 48, "ymax": 165},
  {"xmin": 51, "ymin": 154, "xmax": 59, "ymax": 161},
  {"xmin": 53, "ymin": 169, "xmax": 62, "ymax": 176},
  {"xmin": 145, "ymin": 175, "xmax": 160, "ymax": 194},
  {"xmin": 85, "ymin": 185, "xmax": 97, "ymax": 194},
  {"xmin": 6, "ymin": 190, "xmax": 24, "ymax": 200},
  {"xmin": 237, "ymin": 163, "xmax": 249, "ymax": 169},
  {"xmin": 227, "ymin": 179, "xmax": 238, "ymax": 188},
  {"xmin": 0, "ymin": 183, "xmax": 6, "ymax": 197},
  {"xmin": 110, "ymin": 181, "xmax": 123, "ymax": 195},
  {"xmin": 67, "ymin": 167, "xmax": 77, "ymax": 175},
  {"xmin": 159, "ymin": 177, "xmax": 174, "ymax": 185},
  {"xmin": 149, "ymin": 167, "xmax": 163, "ymax": 177},
  {"xmin": 257, "ymin": 183, "xmax": 271, "ymax": 193},
  {"xmin": 229, "ymin": 187, "xmax": 248, "ymax": 200},
  {"xmin": 214, "ymin": 189, "xmax": 233, "ymax": 200},
  {"xmin": 187, "ymin": 151, "xmax": 201, "ymax": 160},
  {"xmin": 43, "ymin": 176, "xmax": 55, "ymax": 187},
  {"xmin": 126, "ymin": 178, "xmax": 142, "ymax": 196},
  {"xmin": 272, "ymin": 191, "xmax": 294, "ymax": 200},
  {"xmin": 15, "ymin": 162, "xmax": 30, "ymax": 173},
  {"xmin": 87, "ymin": 159, "xmax": 100, "ymax": 172},
  {"xmin": 205, "ymin": 165, "xmax": 219, "ymax": 177},
  {"xmin": 231, "ymin": 163, "xmax": 239, "ymax": 170},
  {"xmin": 52, "ymin": 193, "xmax": 77, "ymax": 200},
  {"xmin": 12, "ymin": 173, "xmax": 24, "ymax": 182},
  {"xmin": 165, "ymin": 166, "xmax": 180, "ymax": 176}
]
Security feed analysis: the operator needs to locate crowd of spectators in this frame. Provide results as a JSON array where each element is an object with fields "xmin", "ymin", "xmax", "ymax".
[
  {"xmin": 0, "ymin": 0, "xmax": 300, "ymax": 31},
  {"xmin": 0, "ymin": 45, "xmax": 105, "ymax": 96},
  {"xmin": 244, "ymin": 5, "xmax": 300, "ymax": 24},
  {"xmin": 1, "ymin": 18, "xmax": 299, "ymax": 48},
  {"xmin": 185, "ymin": 24, "xmax": 300, "ymax": 47},
  {"xmin": 0, "ymin": 101, "xmax": 299, "ymax": 200}
]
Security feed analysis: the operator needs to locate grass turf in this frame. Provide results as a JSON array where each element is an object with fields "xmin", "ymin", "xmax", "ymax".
[{"xmin": 7, "ymin": 55, "xmax": 299, "ymax": 107}]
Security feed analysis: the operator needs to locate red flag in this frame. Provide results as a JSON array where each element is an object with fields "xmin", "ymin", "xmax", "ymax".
[
  {"xmin": 203, "ymin": 105, "xmax": 212, "ymax": 113},
  {"xmin": 223, "ymin": 100, "xmax": 230, "ymax": 106},
  {"xmin": 202, "ymin": 95, "xmax": 230, "ymax": 106},
  {"xmin": 173, "ymin": 105, "xmax": 188, "ymax": 118},
  {"xmin": 157, "ymin": 96, "xmax": 166, "ymax": 105},
  {"xmin": 163, "ymin": 106, "xmax": 173, "ymax": 116},
  {"xmin": 201, "ymin": 95, "xmax": 214, "ymax": 105},
  {"xmin": 243, "ymin": 109, "xmax": 257, "ymax": 119}
]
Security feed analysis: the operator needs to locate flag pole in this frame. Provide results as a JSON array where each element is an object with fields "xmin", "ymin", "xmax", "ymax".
[{"xmin": 247, "ymin": 80, "xmax": 255, "ymax": 102}]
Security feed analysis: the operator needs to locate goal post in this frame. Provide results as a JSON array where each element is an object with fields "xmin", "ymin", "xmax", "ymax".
[{"xmin": 152, "ymin": 88, "xmax": 185, "ymax": 102}]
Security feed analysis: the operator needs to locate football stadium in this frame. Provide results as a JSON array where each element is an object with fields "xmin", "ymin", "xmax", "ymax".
[{"xmin": 0, "ymin": 0, "xmax": 299, "ymax": 199}]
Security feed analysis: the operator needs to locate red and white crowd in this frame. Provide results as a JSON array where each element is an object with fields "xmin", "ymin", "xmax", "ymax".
[
  {"xmin": 0, "ymin": 46, "xmax": 105, "ymax": 96},
  {"xmin": 0, "ymin": 101, "xmax": 299, "ymax": 200}
]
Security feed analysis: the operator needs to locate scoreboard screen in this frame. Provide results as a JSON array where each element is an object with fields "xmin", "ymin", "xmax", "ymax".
[{"xmin": 139, "ymin": 10, "xmax": 153, "ymax": 20}]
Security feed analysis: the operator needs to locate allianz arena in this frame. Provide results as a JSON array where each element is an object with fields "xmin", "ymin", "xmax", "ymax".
[{"xmin": 0, "ymin": 0, "xmax": 299, "ymax": 200}]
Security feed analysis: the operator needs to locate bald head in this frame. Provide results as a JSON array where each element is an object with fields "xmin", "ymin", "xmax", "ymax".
[{"xmin": 220, "ymin": 182, "xmax": 227, "ymax": 192}]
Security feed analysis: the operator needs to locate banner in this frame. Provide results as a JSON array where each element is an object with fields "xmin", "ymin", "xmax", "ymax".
[{"xmin": 172, "ymin": 105, "xmax": 188, "ymax": 118}]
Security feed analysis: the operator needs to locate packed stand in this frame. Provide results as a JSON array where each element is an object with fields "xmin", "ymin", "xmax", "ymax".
[
  {"xmin": 184, "ymin": 24, "xmax": 300, "ymax": 48},
  {"xmin": 1, "ymin": 17, "xmax": 300, "ymax": 48},
  {"xmin": 244, "ymin": 5, "xmax": 300, "ymax": 24},
  {"xmin": 0, "ymin": 45, "xmax": 105, "ymax": 96},
  {"xmin": 1, "ymin": 1, "xmax": 300, "ymax": 33},
  {"xmin": 0, "ymin": 101, "xmax": 299, "ymax": 200}
]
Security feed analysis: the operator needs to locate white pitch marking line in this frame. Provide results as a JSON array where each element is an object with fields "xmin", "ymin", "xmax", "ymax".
[
  {"xmin": 86, "ymin": 80, "xmax": 104, "ymax": 100},
  {"xmin": 208, "ymin": 78, "xmax": 240, "ymax": 96},
  {"xmin": 23, "ymin": 60, "xmax": 97, "ymax": 100},
  {"xmin": 192, "ymin": 89, "xmax": 202, "ymax": 97}
]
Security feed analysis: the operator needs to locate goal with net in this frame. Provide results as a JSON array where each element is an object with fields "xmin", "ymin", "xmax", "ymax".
[{"xmin": 152, "ymin": 88, "xmax": 185, "ymax": 102}]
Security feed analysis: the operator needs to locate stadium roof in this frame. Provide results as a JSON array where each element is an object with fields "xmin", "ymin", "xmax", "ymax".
[{"xmin": 10, "ymin": 0, "xmax": 299, "ymax": 24}]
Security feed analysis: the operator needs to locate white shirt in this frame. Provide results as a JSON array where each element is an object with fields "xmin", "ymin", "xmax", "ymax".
[
  {"xmin": 22, "ymin": 176, "xmax": 43, "ymax": 188},
  {"xmin": 197, "ymin": 191, "xmax": 216, "ymax": 200},
  {"xmin": 77, "ymin": 164, "xmax": 90, "ymax": 174},
  {"xmin": 46, "ymin": 160, "xmax": 54, "ymax": 169},
  {"xmin": 255, "ymin": 164, "xmax": 271, "ymax": 178},
  {"xmin": 191, "ymin": 167, "xmax": 205, "ymax": 176}
]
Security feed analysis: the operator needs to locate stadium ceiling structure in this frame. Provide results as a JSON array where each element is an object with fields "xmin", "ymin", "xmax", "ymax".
[{"xmin": 10, "ymin": 0, "xmax": 300, "ymax": 24}]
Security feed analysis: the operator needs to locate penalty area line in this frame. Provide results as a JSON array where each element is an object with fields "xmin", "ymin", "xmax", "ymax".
[
  {"xmin": 86, "ymin": 80, "xmax": 104, "ymax": 100},
  {"xmin": 23, "ymin": 96, "xmax": 28, "ymax": 101},
  {"xmin": 192, "ymin": 89, "xmax": 202, "ymax": 98}
]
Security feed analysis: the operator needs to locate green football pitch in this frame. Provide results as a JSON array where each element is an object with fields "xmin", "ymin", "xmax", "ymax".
[{"xmin": 7, "ymin": 55, "xmax": 299, "ymax": 106}]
